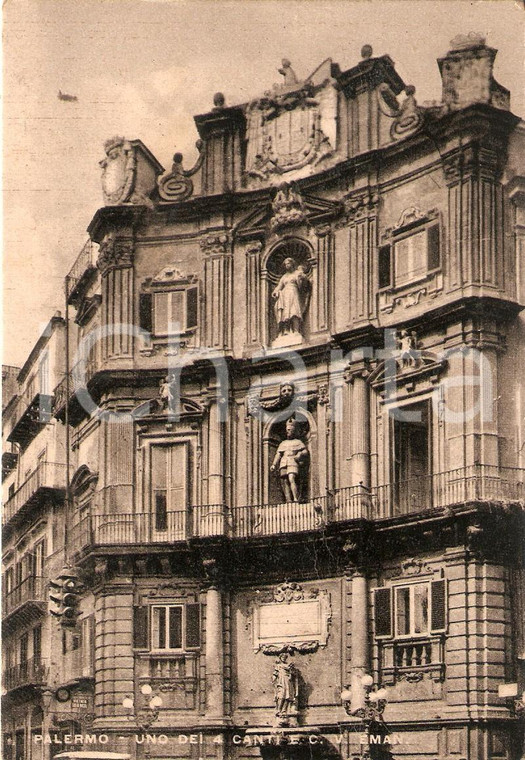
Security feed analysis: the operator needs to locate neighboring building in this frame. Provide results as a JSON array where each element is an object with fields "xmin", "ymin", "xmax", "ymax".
[
  {"xmin": 2, "ymin": 34, "xmax": 525, "ymax": 760},
  {"xmin": 1, "ymin": 314, "xmax": 78, "ymax": 760}
]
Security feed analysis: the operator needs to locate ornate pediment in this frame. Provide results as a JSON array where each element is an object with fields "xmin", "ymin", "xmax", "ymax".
[
  {"xmin": 367, "ymin": 329, "xmax": 448, "ymax": 395},
  {"xmin": 132, "ymin": 395, "xmax": 206, "ymax": 421},
  {"xmin": 234, "ymin": 190, "xmax": 341, "ymax": 240}
]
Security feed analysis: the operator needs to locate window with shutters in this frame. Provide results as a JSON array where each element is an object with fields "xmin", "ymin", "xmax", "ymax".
[
  {"xmin": 139, "ymin": 268, "xmax": 199, "ymax": 341},
  {"xmin": 378, "ymin": 210, "xmax": 441, "ymax": 291},
  {"xmin": 374, "ymin": 579, "xmax": 447, "ymax": 640},
  {"xmin": 133, "ymin": 603, "xmax": 201, "ymax": 652},
  {"xmin": 373, "ymin": 578, "xmax": 447, "ymax": 683}
]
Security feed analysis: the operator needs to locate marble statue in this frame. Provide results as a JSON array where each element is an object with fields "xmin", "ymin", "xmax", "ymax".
[
  {"xmin": 272, "ymin": 257, "xmax": 311, "ymax": 343},
  {"xmin": 272, "ymin": 652, "xmax": 298, "ymax": 724},
  {"xmin": 271, "ymin": 418, "xmax": 309, "ymax": 503}
]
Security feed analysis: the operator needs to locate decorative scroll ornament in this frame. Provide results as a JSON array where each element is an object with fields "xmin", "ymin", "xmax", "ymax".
[
  {"xmin": 390, "ymin": 86, "xmax": 423, "ymax": 139},
  {"xmin": 337, "ymin": 189, "xmax": 380, "ymax": 227},
  {"xmin": 376, "ymin": 85, "xmax": 423, "ymax": 141},
  {"xmin": 157, "ymin": 141, "xmax": 204, "ymax": 202},
  {"xmin": 274, "ymin": 581, "xmax": 309, "ymax": 603},
  {"xmin": 399, "ymin": 558, "xmax": 433, "ymax": 576}
]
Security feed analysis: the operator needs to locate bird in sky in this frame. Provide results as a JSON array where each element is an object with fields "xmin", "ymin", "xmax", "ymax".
[{"xmin": 58, "ymin": 90, "xmax": 78, "ymax": 102}]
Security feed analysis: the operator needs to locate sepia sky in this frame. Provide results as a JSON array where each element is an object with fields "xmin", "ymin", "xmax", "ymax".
[{"xmin": 3, "ymin": 0, "xmax": 525, "ymax": 367}]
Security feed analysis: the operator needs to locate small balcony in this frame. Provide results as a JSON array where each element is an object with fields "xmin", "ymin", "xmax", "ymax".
[
  {"xmin": 7, "ymin": 390, "xmax": 53, "ymax": 447},
  {"xmin": 52, "ymin": 355, "xmax": 99, "ymax": 423},
  {"xmin": 2, "ymin": 460, "xmax": 69, "ymax": 529},
  {"xmin": 3, "ymin": 657, "xmax": 47, "ymax": 693},
  {"xmin": 2, "ymin": 576, "xmax": 47, "ymax": 621},
  {"xmin": 68, "ymin": 465, "xmax": 525, "ymax": 552},
  {"xmin": 66, "ymin": 240, "xmax": 98, "ymax": 307}
]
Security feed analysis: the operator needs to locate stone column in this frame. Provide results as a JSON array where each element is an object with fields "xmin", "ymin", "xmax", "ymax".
[
  {"xmin": 345, "ymin": 365, "xmax": 371, "ymax": 489},
  {"xmin": 97, "ymin": 231, "xmax": 135, "ymax": 361},
  {"xmin": 343, "ymin": 540, "xmax": 370, "ymax": 713},
  {"xmin": 350, "ymin": 570, "xmax": 369, "ymax": 709},
  {"xmin": 207, "ymin": 395, "xmax": 225, "ymax": 506},
  {"xmin": 203, "ymin": 559, "xmax": 225, "ymax": 723}
]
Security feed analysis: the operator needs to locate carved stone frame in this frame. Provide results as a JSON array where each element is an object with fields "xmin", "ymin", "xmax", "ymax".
[{"xmin": 251, "ymin": 583, "xmax": 331, "ymax": 655}]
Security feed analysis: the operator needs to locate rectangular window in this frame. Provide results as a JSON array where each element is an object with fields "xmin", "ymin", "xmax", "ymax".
[
  {"xmin": 5, "ymin": 567, "xmax": 14, "ymax": 595},
  {"xmin": 378, "ymin": 245, "xmax": 392, "ymax": 289},
  {"xmin": 150, "ymin": 443, "xmax": 188, "ymax": 529},
  {"xmin": 33, "ymin": 540, "xmax": 45, "ymax": 576},
  {"xmin": 81, "ymin": 615, "xmax": 96, "ymax": 676},
  {"xmin": 33, "ymin": 625, "xmax": 42, "ymax": 663},
  {"xmin": 151, "ymin": 603, "xmax": 201, "ymax": 651},
  {"xmin": 395, "ymin": 583, "xmax": 430, "ymax": 637},
  {"xmin": 152, "ymin": 605, "xmax": 182, "ymax": 650},
  {"xmin": 152, "ymin": 288, "xmax": 198, "ymax": 336},
  {"xmin": 374, "ymin": 579, "xmax": 447, "ymax": 640},
  {"xmin": 19, "ymin": 633, "xmax": 28, "ymax": 665},
  {"xmin": 387, "ymin": 222, "xmax": 441, "ymax": 289}
]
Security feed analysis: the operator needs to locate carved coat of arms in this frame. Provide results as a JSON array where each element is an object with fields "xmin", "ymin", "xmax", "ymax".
[{"xmin": 99, "ymin": 136, "xmax": 137, "ymax": 204}]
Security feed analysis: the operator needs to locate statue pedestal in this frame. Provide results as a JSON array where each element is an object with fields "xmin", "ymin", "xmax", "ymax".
[
  {"xmin": 274, "ymin": 711, "xmax": 299, "ymax": 729},
  {"xmin": 271, "ymin": 332, "xmax": 304, "ymax": 349}
]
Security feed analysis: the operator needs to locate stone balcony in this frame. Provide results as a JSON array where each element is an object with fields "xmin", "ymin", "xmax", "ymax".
[{"xmin": 68, "ymin": 466, "xmax": 525, "ymax": 553}]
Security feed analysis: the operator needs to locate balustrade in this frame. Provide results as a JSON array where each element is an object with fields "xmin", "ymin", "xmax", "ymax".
[{"xmin": 67, "ymin": 466, "xmax": 525, "ymax": 552}]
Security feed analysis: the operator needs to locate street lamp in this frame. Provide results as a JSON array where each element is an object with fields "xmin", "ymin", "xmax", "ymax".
[
  {"xmin": 341, "ymin": 675, "xmax": 389, "ymax": 758},
  {"xmin": 122, "ymin": 684, "xmax": 163, "ymax": 730}
]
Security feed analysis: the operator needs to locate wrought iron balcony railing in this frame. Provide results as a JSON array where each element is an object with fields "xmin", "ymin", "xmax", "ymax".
[
  {"xmin": 2, "ymin": 658, "xmax": 47, "ymax": 692},
  {"xmin": 52, "ymin": 355, "xmax": 100, "ymax": 420},
  {"xmin": 6, "ymin": 390, "xmax": 53, "ymax": 446},
  {"xmin": 66, "ymin": 240, "xmax": 98, "ymax": 306},
  {"xmin": 2, "ymin": 576, "xmax": 46, "ymax": 618},
  {"xmin": 67, "ymin": 466, "xmax": 525, "ymax": 553},
  {"xmin": 2, "ymin": 460, "xmax": 69, "ymax": 527}
]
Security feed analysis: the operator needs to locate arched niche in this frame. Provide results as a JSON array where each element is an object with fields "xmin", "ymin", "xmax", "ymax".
[
  {"xmin": 263, "ymin": 409, "xmax": 318, "ymax": 504},
  {"xmin": 70, "ymin": 466, "xmax": 98, "ymax": 516},
  {"xmin": 262, "ymin": 238, "xmax": 314, "ymax": 347}
]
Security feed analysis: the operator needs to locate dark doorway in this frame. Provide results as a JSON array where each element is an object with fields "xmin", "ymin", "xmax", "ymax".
[{"xmin": 392, "ymin": 401, "xmax": 431, "ymax": 514}]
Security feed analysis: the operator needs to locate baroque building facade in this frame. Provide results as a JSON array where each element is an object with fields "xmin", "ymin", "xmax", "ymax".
[{"xmin": 2, "ymin": 34, "xmax": 525, "ymax": 760}]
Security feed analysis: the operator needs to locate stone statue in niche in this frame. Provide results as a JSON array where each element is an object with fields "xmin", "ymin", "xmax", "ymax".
[
  {"xmin": 272, "ymin": 652, "xmax": 298, "ymax": 726},
  {"xmin": 272, "ymin": 257, "xmax": 311, "ymax": 346},
  {"xmin": 271, "ymin": 418, "xmax": 309, "ymax": 503}
]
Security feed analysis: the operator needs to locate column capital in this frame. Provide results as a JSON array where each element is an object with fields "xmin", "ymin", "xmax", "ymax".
[
  {"xmin": 341, "ymin": 536, "xmax": 372, "ymax": 577},
  {"xmin": 343, "ymin": 361, "xmax": 373, "ymax": 384},
  {"xmin": 97, "ymin": 233, "xmax": 134, "ymax": 276},
  {"xmin": 202, "ymin": 555, "xmax": 228, "ymax": 590}
]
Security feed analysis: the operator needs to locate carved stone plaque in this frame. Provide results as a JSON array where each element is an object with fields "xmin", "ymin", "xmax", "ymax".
[{"xmin": 252, "ymin": 582, "xmax": 331, "ymax": 654}]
